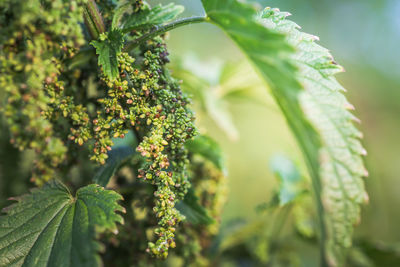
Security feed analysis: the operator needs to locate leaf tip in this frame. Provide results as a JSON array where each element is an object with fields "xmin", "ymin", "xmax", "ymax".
[
  {"xmin": 363, "ymin": 192, "xmax": 369, "ymax": 204},
  {"xmin": 361, "ymin": 148, "xmax": 367, "ymax": 156},
  {"xmin": 344, "ymin": 102, "xmax": 355, "ymax": 110},
  {"xmin": 121, "ymin": 206, "xmax": 127, "ymax": 214}
]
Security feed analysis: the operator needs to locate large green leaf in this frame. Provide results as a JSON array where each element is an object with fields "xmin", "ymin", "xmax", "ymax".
[
  {"xmin": 91, "ymin": 29, "xmax": 124, "ymax": 81},
  {"xmin": 120, "ymin": 3, "xmax": 184, "ymax": 33},
  {"xmin": 201, "ymin": 0, "xmax": 367, "ymax": 265},
  {"xmin": 0, "ymin": 180, "xmax": 124, "ymax": 267},
  {"xmin": 260, "ymin": 8, "xmax": 368, "ymax": 266}
]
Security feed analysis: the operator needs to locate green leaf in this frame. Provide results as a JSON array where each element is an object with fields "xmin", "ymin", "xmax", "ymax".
[
  {"xmin": 354, "ymin": 240, "xmax": 400, "ymax": 266},
  {"xmin": 201, "ymin": 1, "xmax": 367, "ymax": 265},
  {"xmin": 112, "ymin": 1, "xmax": 132, "ymax": 30},
  {"xmin": 120, "ymin": 3, "xmax": 184, "ymax": 33},
  {"xmin": 172, "ymin": 58, "xmax": 240, "ymax": 140},
  {"xmin": 217, "ymin": 61, "xmax": 270, "ymax": 106},
  {"xmin": 93, "ymin": 131, "xmax": 137, "ymax": 187},
  {"xmin": 217, "ymin": 219, "xmax": 267, "ymax": 253},
  {"xmin": 260, "ymin": 8, "xmax": 368, "ymax": 266},
  {"xmin": 270, "ymin": 155, "xmax": 304, "ymax": 206},
  {"xmin": 176, "ymin": 188, "xmax": 215, "ymax": 226},
  {"xmin": 185, "ymin": 135, "xmax": 225, "ymax": 172},
  {"xmin": 0, "ymin": 180, "xmax": 124, "ymax": 267},
  {"xmin": 91, "ymin": 29, "xmax": 124, "ymax": 81},
  {"xmin": 93, "ymin": 146, "xmax": 135, "ymax": 187}
]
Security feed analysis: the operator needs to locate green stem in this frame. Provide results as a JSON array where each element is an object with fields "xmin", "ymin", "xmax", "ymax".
[
  {"xmin": 83, "ymin": 0, "xmax": 106, "ymax": 40},
  {"xmin": 124, "ymin": 16, "xmax": 208, "ymax": 51}
]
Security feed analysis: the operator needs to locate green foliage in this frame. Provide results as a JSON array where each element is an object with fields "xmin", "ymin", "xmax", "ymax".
[
  {"xmin": 177, "ymin": 134, "xmax": 226, "ymax": 226},
  {"xmin": 0, "ymin": 180, "xmax": 124, "ymax": 267},
  {"xmin": 176, "ymin": 188, "xmax": 215, "ymax": 225},
  {"xmin": 93, "ymin": 130, "xmax": 137, "ymax": 187},
  {"xmin": 185, "ymin": 135, "xmax": 225, "ymax": 172},
  {"xmin": 270, "ymin": 155, "xmax": 305, "ymax": 206},
  {"xmin": 120, "ymin": 3, "xmax": 184, "ymax": 33},
  {"xmin": 91, "ymin": 29, "xmax": 124, "ymax": 81},
  {"xmin": 0, "ymin": 0, "xmax": 88, "ymax": 185},
  {"xmin": 201, "ymin": 0, "xmax": 367, "ymax": 265},
  {"xmin": 172, "ymin": 58, "xmax": 272, "ymax": 140},
  {"xmin": 260, "ymin": 8, "xmax": 368, "ymax": 266},
  {"xmin": 0, "ymin": 0, "xmax": 370, "ymax": 266}
]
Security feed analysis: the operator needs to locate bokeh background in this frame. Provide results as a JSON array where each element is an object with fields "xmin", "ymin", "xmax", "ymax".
[{"xmin": 162, "ymin": 0, "xmax": 400, "ymax": 252}]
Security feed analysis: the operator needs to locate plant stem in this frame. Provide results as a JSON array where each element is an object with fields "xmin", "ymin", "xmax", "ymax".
[
  {"xmin": 124, "ymin": 16, "xmax": 208, "ymax": 51},
  {"xmin": 83, "ymin": 0, "xmax": 105, "ymax": 40}
]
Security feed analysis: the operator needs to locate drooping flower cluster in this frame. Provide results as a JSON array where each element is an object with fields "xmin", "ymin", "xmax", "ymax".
[
  {"xmin": 0, "ymin": 0, "xmax": 226, "ymax": 261},
  {"xmin": 91, "ymin": 33, "xmax": 197, "ymax": 257}
]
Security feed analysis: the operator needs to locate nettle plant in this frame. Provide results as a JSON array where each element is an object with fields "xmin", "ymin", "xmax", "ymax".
[{"xmin": 0, "ymin": 0, "xmax": 368, "ymax": 266}]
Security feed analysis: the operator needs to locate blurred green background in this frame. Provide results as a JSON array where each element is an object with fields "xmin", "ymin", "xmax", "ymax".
[{"xmin": 162, "ymin": 0, "xmax": 400, "ymax": 247}]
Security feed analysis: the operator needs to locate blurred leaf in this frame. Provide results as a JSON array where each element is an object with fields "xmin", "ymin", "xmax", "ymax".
[
  {"xmin": 218, "ymin": 219, "xmax": 267, "ymax": 253},
  {"xmin": 93, "ymin": 131, "xmax": 137, "ymax": 187},
  {"xmin": 93, "ymin": 147, "xmax": 135, "ymax": 187},
  {"xmin": 111, "ymin": 129, "xmax": 137, "ymax": 149},
  {"xmin": 66, "ymin": 48, "xmax": 95, "ymax": 70},
  {"xmin": 91, "ymin": 29, "xmax": 124, "ymax": 81},
  {"xmin": 176, "ymin": 188, "xmax": 215, "ymax": 225},
  {"xmin": 185, "ymin": 135, "xmax": 225, "ymax": 172},
  {"xmin": 353, "ymin": 240, "xmax": 400, "ymax": 267},
  {"xmin": 120, "ymin": 3, "xmax": 184, "ymax": 33},
  {"xmin": 270, "ymin": 155, "xmax": 304, "ymax": 206},
  {"xmin": 218, "ymin": 62, "xmax": 269, "ymax": 106},
  {"xmin": 201, "ymin": 1, "xmax": 368, "ymax": 265},
  {"xmin": 347, "ymin": 247, "xmax": 374, "ymax": 267},
  {"xmin": 203, "ymin": 89, "xmax": 240, "ymax": 141},
  {"xmin": 174, "ymin": 62, "xmax": 239, "ymax": 140},
  {"xmin": 0, "ymin": 180, "xmax": 124, "ymax": 267},
  {"xmin": 293, "ymin": 195, "xmax": 316, "ymax": 239},
  {"xmin": 255, "ymin": 194, "xmax": 280, "ymax": 214},
  {"xmin": 173, "ymin": 57, "xmax": 271, "ymax": 140},
  {"xmin": 112, "ymin": 1, "xmax": 132, "ymax": 29}
]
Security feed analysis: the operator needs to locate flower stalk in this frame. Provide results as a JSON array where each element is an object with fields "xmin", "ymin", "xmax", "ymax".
[{"xmin": 84, "ymin": 0, "xmax": 105, "ymax": 40}]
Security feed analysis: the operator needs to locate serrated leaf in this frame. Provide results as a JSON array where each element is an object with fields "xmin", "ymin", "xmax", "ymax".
[
  {"xmin": 93, "ymin": 131, "xmax": 137, "ymax": 187},
  {"xmin": 91, "ymin": 29, "xmax": 124, "ymax": 81},
  {"xmin": 120, "ymin": 3, "xmax": 184, "ymax": 33},
  {"xmin": 0, "ymin": 180, "xmax": 124, "ymax": 267},
  {"xmin": 201, "ymin": 1, "xmax": 367, "ymax": 265},
  {"xmin": 260, "ymin": 8, "xmax": 368, "ymax": 266}
]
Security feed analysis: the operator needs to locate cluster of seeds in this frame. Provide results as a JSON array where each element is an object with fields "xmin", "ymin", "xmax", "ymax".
[
  {"xmin": 0, "ymin": 0, "xmax": 225, "ymax": 261},
  {"xmin": 0, "ymin": 0, "xmax": 87, "ymax": 185}
]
